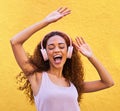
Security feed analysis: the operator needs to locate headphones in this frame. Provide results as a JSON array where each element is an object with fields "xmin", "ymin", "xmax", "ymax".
[{"xmin": 40, "ymin": 32, "xmax": 73, "ymax": 61}]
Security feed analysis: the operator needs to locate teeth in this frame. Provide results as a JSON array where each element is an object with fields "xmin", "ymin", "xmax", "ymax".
[
  {"xmin": 54, "ymin": 55, "xmax": 62, "ymax": 58},
  {"xmin": 53, "ymin": 55, "xmax": 62, "ymax": 63}
]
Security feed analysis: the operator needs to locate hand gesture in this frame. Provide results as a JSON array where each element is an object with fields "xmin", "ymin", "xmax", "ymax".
[
  {"xmin": 44, "ymin": 7, "xmax": 71, "ymax": 23},
  {"xmin": 73, "ymin": 37, "xmax": 93, "ymax": 58}
]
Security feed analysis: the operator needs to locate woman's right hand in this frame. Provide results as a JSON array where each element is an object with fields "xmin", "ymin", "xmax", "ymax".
[{"xmin": 44, "ymin": 7, "xmax": 71, "ymax": 23}]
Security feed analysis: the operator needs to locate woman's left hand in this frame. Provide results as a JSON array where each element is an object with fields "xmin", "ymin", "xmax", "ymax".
[{"xmin": 73, "ymin": 37, "xmax": 93, "ymax": 58}]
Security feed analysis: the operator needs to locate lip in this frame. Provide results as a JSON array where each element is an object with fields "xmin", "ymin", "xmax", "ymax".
[
  {"xmin": 53, "ymin": 55, "xmax": 63, "ymax": 64},
  {"xmin": 53, "ymin": 55, "xmax": 62, "ymax": 59}
]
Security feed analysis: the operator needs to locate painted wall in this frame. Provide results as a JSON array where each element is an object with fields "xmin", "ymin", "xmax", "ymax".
[{"xmin": 0, "ymin": 0, "xmax": 120, "ymax": 111}]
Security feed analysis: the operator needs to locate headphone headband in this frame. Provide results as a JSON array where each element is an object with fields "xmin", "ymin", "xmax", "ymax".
[{"xmin": 41, "ymin": 31, "xmax": 72, "ymax": 48}]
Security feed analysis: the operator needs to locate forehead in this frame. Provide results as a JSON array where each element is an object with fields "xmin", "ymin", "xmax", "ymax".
[{"xmin": 47, "ymin": 35, "xmax": 66, "ymax": 45}]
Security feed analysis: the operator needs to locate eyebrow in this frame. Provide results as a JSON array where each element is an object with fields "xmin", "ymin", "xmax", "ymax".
[{"xmin": 47, "ymin": 43, "xmax": 65, "ymax": 46}]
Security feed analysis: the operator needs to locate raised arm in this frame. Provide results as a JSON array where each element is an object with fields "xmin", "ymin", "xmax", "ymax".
[
  {"xmin": 10, "ymin": 7, "xmax": 71, "ymax": 75},
  {"xmin": 73, "ymin": 37, "xmax": 114, "ymax": 93}
]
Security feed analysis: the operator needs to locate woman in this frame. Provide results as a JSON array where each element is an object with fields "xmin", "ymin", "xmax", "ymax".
[{"xmin": 10, "ymin": 7, "xmax": 114, "ymax": 111}]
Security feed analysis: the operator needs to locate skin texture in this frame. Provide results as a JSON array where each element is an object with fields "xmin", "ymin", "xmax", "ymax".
[
  {"xmin": 46, "ymin": 35, "xmax": 67, "ymax": 70},
  {"xmin": 10, "ymin": 7, "xmax": 114, "ymax": 103}
]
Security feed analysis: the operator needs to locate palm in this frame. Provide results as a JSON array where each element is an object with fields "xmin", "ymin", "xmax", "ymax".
[
  {"xmin": 45, "ymin": 7, "xmax": 71, "ymax": 23},
  {"xmin": 73, "ymin": 37, "xmax": 93, "ymax": 58}
]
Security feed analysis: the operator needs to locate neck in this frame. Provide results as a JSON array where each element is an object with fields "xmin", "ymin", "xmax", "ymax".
[{"xmin": 48, "ymin": 67, "xmax": 63, "ymax": 78}]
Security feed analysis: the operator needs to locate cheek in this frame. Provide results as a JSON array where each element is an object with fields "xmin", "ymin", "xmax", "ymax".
[
  {"xmin": 64, "ymin": 50, "xmax": 67, "ymax": 55},
  {"xmin": 47, "ymin": 50, "xmax": 52, "ymax": 57},
  {"xmin": 64, "ymin": 47, "xmax": 68, "ymax": 54},
  {"xmin": 46, "ymin": 50, "xmax": 54, "ymax": 61}
]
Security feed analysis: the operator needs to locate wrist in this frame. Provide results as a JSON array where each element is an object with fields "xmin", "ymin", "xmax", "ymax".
[
  {"xmin": 41, "ymin": 19, "xmax": 50, "ymax": 25},
  {"xmin": 87, "ymin": 54, "xmax": 96, "ymax": 61},
  {"xmin": 43, "ymin": 17, "xmax": 54, "ymax": 25}
]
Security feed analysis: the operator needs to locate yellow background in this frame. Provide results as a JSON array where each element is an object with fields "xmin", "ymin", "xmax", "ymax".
[{"xmin": 0, "ymin": 0, "xmax": 120, "ymax": 111}]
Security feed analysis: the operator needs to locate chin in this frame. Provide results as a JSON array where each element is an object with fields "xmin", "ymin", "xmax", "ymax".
[
  {"xmin": 53, "ymin": 64, "xmax": 64, "ymax": 69},
  {"xmin": 49, "ymin": 59, "xmax": 66, "ymax": 70}
]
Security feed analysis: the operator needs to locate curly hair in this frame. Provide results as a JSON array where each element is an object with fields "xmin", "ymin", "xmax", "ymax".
[{"xmin": 16, "ymin": 31, "xmax": 84, "ymax": 104}]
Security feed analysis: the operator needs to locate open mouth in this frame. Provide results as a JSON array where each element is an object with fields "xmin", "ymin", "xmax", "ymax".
[{"xmin": 53, "ymin": 55, "xmax": 62, "ymax": 64}]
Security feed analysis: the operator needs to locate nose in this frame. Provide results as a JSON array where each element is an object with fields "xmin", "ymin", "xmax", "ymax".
[{"xmin": 54, "ymin": 46, "xmax": 60, "ymax": 52}]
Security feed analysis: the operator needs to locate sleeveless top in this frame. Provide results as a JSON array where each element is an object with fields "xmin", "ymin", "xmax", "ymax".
[{"xmin": 34, "ymin": 72, "xmax": 80, "ymax": 111}]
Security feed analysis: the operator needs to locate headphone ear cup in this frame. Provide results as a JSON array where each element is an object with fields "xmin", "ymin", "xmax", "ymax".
[
  {"xmin": 40, "ymin": 49, "xmax": 48, "ymax": 61},
  {"xmin": 67, "ymin": 46, "xmax": 73, "ymax": 58}
]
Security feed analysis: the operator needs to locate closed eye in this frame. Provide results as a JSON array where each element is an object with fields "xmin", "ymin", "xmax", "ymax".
[
  {"xmin": 48, "ymin": 47, "xmax": 54, "ymax": 50},
  {"xmin": 59, "ymin": 43, "xmax": 65, "ymax": 49},
  {"xmin": 48, "ymin": 44, "xmax": 55, "ymax": 50},
  {"xmin": 47, "ymin": 43, "xmax": 66, "ymax": 50},
  {"xmin": 59, "ymin": 46, "xmax": 65, "ymax": 49}
]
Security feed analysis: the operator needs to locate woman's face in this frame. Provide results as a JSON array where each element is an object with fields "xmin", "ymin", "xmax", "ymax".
[{"xmin": 46, "ymin": 35, "xmax": 67, "ymax": 69}]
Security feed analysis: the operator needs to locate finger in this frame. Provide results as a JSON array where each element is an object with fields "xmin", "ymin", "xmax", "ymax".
[
  {"xmin": 76, "ymin": 37, "xmax": 84, "ymax": 45},
  {"xmin": 62, "ymin": 8, "xmax": 71, "ymax": 14},
  {"xmin": 57, "ymin": 7, "xmax": 63, "ymax": 12},
  {"xmin": 62, "ymin": 10, "xmax": 71, "ymax": 14},
  {"xmin": 78, "ymin": 37, "xmax": 86, "ymax": 45},
  {"xmin": 75, "ymin": 37, "xmax": 81, "ymax": 46},
  {"xmin": 73, "ymin": 41, "xmax": 83, "ymax": 53},
  {"xmin": 73, "ymin": 41, "xmax": 79, "ymax": 49},
  {"xmin": 62, "ymin": 10, "xmax": 71, "ymax": 16},
  {"xmin": 78, "ymin": 37, "xmax": 83, "ymax": 45},
  {"xmin": 58, "ymin": 7, "xmax": 68, "ymax": 13},
  {"xmin": 81, "ymin": 37, "xmax": 85, "ymax": 44}
]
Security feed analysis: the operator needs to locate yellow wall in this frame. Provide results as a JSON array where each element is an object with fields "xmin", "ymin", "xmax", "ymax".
[{"xmin": 0, "ymin": 0, "xmax": 120, "ymax": 111}]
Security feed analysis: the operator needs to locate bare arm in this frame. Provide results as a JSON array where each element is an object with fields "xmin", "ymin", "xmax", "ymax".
[
  {"xmin": 10, "ymin": 7, "xmax": 71, "ymax": 95},
  {"xmin": 10, "ymin": 20, "xmax": 49, "ymax": 74},
  {"xmin": 83, "ymin": 55, "xmax": 114, "ymax": 93},
  {"xmin": 10, "ymin": 7, "xmax": 71, "ymax": 75},
  {"xmin": 73, "ymin": 37, "xmax": 114, "ymax": 93}
]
